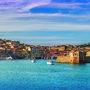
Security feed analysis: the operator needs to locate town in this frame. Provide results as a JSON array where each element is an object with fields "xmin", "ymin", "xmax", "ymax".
[{"xmin": 0, "ymin": 38, "xmax": 90, "ymax": 64}]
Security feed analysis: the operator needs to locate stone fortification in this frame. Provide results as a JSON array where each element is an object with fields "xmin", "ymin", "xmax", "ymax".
[
  {"xmin": 56, "ymin": 56, "xmax": 70, "ymax": 63},
  {"xmin": 56, "ymin": 51, "xmax": 86, "ymax": 64}
]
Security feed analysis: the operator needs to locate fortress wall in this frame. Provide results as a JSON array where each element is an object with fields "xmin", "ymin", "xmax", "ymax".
[{"xmin": 56, "ymin": 56, "xmax": 70, "ymax": 63}]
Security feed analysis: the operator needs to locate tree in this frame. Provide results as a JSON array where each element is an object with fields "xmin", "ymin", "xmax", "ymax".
[
  {"xmin": 84, "ymin": 43, "xmax": 87, "ymax": 47},
  {"xmin": 17, "ymin": 41, "xmax": 20, "ymax": 45},
  {"xmin": 88, "ymin": 42, "xmax": 90, "ymax": 46},
  {"xmin": 22, "ymin": 43, "xmax": 24, "ymax": 45}
]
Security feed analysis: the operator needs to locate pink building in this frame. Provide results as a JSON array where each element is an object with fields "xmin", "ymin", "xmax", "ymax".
[
  {"xmin": 45, "ymin": 50, "xmax": 67, "ymax": 59},
  {"xmin": 6, "ymin": 41, "xmax": 18, "ymax": 46}
]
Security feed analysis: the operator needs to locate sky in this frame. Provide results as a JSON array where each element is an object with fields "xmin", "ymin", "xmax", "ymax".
[{"xmin": 0, "ymin": 0, "xmax": 90, "ymax": 46}]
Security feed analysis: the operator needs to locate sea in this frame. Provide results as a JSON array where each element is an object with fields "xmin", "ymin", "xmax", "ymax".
[{"xmin": 0, "ymin": 59, "xmax": 90, "ymax": 90}]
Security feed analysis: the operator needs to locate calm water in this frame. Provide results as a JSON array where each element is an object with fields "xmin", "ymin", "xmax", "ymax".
[{"xmin": 0, "ymin": 59, "xmax": 90, "ymax": 90}]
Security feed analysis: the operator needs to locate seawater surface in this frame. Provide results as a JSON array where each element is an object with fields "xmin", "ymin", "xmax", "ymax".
[{"xmin": 0, "ymin": 59, "xmax": 90, "ymax": 90}]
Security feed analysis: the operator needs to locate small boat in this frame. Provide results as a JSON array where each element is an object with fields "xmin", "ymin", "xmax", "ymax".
[
  {"xmin": 31, "ymin": 59, "xmax": 35, "ymax": 63},
  {"xmin": 6, "ymin": 56, "xmax": 13, "ymax": 60},
  {"xmin": 47, "ymin": 61, "xmax": 54, "ymax": 65}
]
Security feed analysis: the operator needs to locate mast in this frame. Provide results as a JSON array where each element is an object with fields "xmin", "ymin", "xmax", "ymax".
[{"xmin": 49, "ymin": 46, "xmax": 50, "ymax": 61}]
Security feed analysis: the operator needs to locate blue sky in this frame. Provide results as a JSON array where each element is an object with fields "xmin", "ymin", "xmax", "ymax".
[{"xmin": 0, "ymin": 0, "xmax": 90, "ymax": 46}]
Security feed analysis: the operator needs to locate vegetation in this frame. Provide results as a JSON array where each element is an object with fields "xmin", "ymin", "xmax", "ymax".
[
  {"xmin": 76, "ymin": 42, "xmax": 90, "ymax": 47},
  {"xmin": 17, "ymin": 41, "xmax": 20, "ymax": 45}
]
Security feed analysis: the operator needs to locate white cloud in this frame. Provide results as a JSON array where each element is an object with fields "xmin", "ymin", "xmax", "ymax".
[
  {"xmin": 0, "ymin": 21, "xmax": 90, "ymax": 32},
  {"xmin": 0, "ymin": 0, "xmax": 90, "ymax": 12},
  {"xmin": 0, "ymin": 0, "xmax": 51, "ymax": 11},
  {"xmin": 0, "ymin": 36, "xmax": 70, "ymax": 40},
  {"xmin": 44, "ymin": 2, "xmax": 90, "ymax": 9},
  {"xmin": 1, "ymin": 12, "xmax": 90, "ymax": 26},
  {"xmin": 0, "ymin": 35, "xmax": 84, "ymax": 45},
  {"xmin": 23, "ymin": 0, "xmax": 51, "ymax": 11},
  {"xmin": 1, "ymin": 11, "xmax": 90, "ymax": 21}
]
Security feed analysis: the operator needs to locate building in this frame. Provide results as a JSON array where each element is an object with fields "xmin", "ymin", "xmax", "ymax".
[
  {"xmin": 56, "ymin": 50, "xmax": 86, "ymax": 64},
  {"xmin": 6, "ymin": 41, "xmax": 18, "ymax": 46},
  {"xmin": 70, "ymin": 51, "xmax": 86, "ymax": 64},
  {"xmin": 30, "ymin": 46, "xmax": 41, "ymax": 59},
  {"xmin": 86, "ymin": 51, "xmax": 90, "ymax": 63},
  {"xmin": 16, "ymin": 49, "xmax": 28, "ymax": 59},
  {"xmin": 0, "ymin": 48, "xmax": 10, "ymax": 58}
]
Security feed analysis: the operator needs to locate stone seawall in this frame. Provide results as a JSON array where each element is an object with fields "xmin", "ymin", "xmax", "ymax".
[{"xmin": 56, "ymin": 56, "xmax": 70, "ymax": 63}]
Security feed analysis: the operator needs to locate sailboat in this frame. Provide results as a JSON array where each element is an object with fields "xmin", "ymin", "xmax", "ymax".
[{"xmin": 47, "ymin": 47, "xmax": 54, "ymax": 65}]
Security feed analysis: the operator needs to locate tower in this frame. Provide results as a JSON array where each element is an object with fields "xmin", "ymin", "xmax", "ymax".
[{"xmin": 70, "ymin": 51, "xmax": 86, "ymax": 64}]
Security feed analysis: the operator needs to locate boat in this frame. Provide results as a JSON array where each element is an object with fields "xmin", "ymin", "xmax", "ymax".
[
  {"xmin": 47, "ymin": 61, "xmax": 54, "ymax": 65},
  {"xmin": 31, "ymin": 59, "xmax": 35, "ymax": 63},
  {"xmin": 6, "ymin": 56, "xmax": 13, "ymax": 60},
  {"xmin": 47, "ymin": 47, "xmax": 54, "ymax": 65}
]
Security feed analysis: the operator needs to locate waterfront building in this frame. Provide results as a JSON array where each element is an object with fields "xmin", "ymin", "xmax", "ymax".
[
  {"xmin": 86, "ymin": 51, "xmax": 90, "ymax": 63},
  {"xmin": 10, "ymin": 48, "xmax": 17, "ymax": 58},
  {"xmin": 41, "ymin": 50, "xmax": 45, "ymax": 59},
  {"xmin": 57, "ymin": 50, "xmax": 86, "ymax": 64},
  {"xmin": 16, "ymin": 49, "xmax": 28, "ymax": 59},
  {"xmin": 70, "ymin": 51, "xmax": 86, "ymax": 64},
  {"xmin": 0, "ymin": 48, "xmax": 10, "ymax": 58},
  {"xmin": 30, "ymin": 46, "xmax": 41, "ymax": 59}
]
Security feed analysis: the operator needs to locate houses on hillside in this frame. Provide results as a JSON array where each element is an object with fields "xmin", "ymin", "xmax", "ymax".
[{"xmin": 1, "ymin": 38, "xmax": 90, "ymax": 62}]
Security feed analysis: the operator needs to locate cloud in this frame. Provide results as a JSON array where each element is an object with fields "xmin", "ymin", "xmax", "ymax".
[
  {"xmin": 0, "ymin": 0, "xmax": 90, "ymax": 12},
  {"xmin": 1, "ymin": 11, "xmax": 90, "ymax": 22},
  {"xmin": 0, "ymin": 36, "xmax": 84, "ymax": 45},
  {"xmin": 47, "ymin": 2, "xmax": 82, "ymax": 9},
  {"xmin": 0, "ymin": 36, "xmax": 70, "ymax": 40},
  {"xmin": 0, "ymin": 0, "xmax": 51, "ymax": 11},
  {"xmin": 23, "ymin": 0, "xmax": 51, "ymax": 11},
  {"xmin": 42, "ymin": 2, "xmax": 90, "ymax": 9},
  {"xmin": 0, "ymin": 21, "xmax": 90, "ymax": 32}
]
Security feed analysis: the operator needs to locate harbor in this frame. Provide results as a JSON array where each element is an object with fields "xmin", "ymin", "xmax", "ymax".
[{"xmin": 0, "ymin": 59, "xmax": 90, "ymax": 90}]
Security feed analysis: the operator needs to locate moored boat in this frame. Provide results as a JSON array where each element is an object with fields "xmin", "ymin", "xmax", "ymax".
[
  {"xmin": 46, "ymin": 46, "xmax": 54, "ymax": 65},
  {"xmin": 6, "ymin": 56, "xmax": 13, "ymax": 60},
  {"xmin": 47, "ymin": 61, "xmax": 54, "ymax": 65},
  {"xmin": 31, "ymin": 59, "xmax": 35, "ymax": 63}
]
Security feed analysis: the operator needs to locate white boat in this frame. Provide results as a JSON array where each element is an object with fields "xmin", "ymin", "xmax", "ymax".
[
  {"xmin": 6, "ymin": 56, "xmax": 13, "ymax": 60},
  {"xmin": 31, "ymin": 59, "xmax": 35, "ymax": 63},
  {"xmin": 47, "ymin": 61, "xmax": 54, "ymax": 65}
]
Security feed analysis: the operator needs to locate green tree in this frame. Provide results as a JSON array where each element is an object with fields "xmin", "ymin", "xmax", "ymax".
[
  {"xmin": 17, "ymin": 41, "xmax": 20, "ymax": 44},
  {"xmin": 88, "ymin": 42, "xmax": 90, "ymax": 46},
  {"xmin": 22, "ymin": 43, "xmax": 24, "ymax": 45},
  {"xmin": 84, "ymin": 43, "xmax": 87, "ymax": 47}
]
